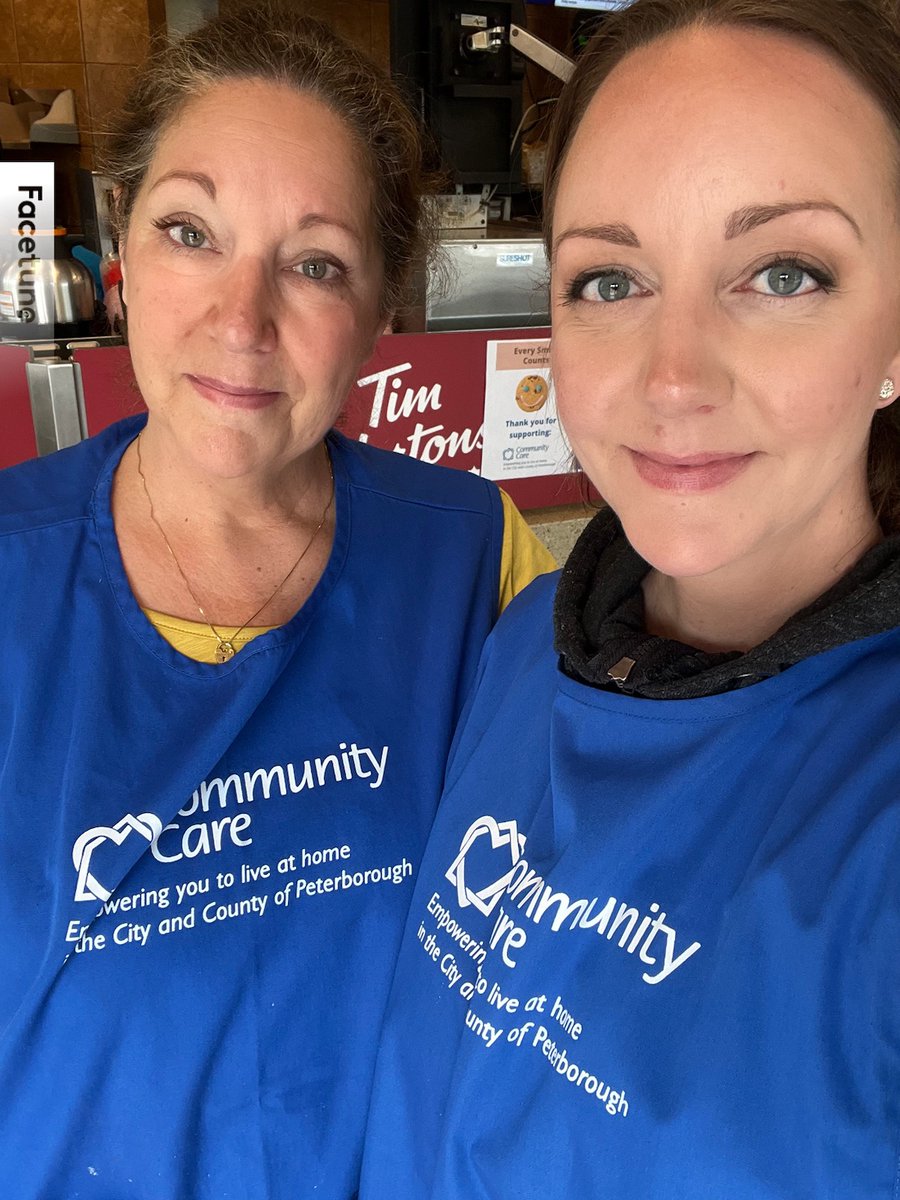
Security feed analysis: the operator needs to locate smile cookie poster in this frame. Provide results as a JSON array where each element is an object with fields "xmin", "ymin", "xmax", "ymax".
[{"xmin": 481, "ymin": 339, "xmax": 570, "ymax": 481}]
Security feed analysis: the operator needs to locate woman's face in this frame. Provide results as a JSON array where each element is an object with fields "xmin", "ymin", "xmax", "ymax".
[
  {"xmin": 120, "ymin": 78, "xmax": 384, "ymax": 481},
  {"xmin": 551, "ymin": 26, "xmax": 900, "ymax": 581}
]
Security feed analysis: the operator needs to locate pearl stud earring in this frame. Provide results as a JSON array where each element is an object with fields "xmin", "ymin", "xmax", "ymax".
[{"xmin": 880, "ymin": 378, "xmax": 895, "ymax": 400}]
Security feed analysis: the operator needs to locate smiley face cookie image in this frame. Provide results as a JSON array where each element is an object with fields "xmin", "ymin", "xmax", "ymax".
[{"xmin": 515, "ymin": 374, "xmax": 548, "ymax": 413}]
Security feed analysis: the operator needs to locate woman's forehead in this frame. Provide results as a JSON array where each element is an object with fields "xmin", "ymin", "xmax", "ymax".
[
  {"xmin": 141, "ymin": 79, "xmax": 376, "ymax": 235},
  {"xmin": 556, "ymin": 25, "xmax": 898, "ymax": 235},
  {"xmin": 156, "ymin": 80, "xmax": 369, "ymax": 188}
]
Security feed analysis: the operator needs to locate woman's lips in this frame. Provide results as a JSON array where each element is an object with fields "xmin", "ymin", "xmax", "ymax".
[
  {"xmin": 187, "ymin": 373, "xmax": 282, "ymax": 410},
  {"xmin": 628, "ymin": 448, "xmax": 756, "ymax": 492}
]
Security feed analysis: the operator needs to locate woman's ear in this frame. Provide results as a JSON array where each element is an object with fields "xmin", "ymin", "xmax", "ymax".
[
  {"xmin": 118, "ymin": 252, "xmax": 128, "ymax": 309},
  {"xmin": 112, "ymin": 186, "xmax": 128, "ymax": 307},
  {"xmin": 363, "ymin": 315, "xmax": 392, "ymax": 363},
  {"xmin": 876, "ymin": 359, "xmax": 900, "ymax": 409}
]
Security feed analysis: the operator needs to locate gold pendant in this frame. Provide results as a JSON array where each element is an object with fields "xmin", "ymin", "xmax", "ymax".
[{"xmin": 216, "ymin": 641, "xmax": 236, "ymax": 664}]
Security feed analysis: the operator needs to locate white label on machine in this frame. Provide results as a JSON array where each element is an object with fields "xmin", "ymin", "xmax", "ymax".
[
  {"xmin": 496, "ymin": 251, "xmax": 534, "ymax": 267},
  {"xmin": 461, "ymin": 13, "xmax": 488, "ymax": 26}
]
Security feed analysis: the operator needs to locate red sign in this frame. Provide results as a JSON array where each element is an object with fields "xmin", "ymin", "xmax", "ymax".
[{"xmin": 340, "ymin": 328, "xmax": 580, "ymax": 509}]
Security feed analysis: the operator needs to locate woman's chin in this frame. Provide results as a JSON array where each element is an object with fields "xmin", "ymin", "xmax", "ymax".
[
  {"xmin": 617, "ymin": 515, "xmax": 748, "ymax": 580},
  {"xmin": 144, "ymin": 412, "xmax": 291, "ymax": 483}
]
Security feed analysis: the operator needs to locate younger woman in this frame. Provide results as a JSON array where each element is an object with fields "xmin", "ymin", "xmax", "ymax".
[{"xmin": 362, "ymin": 1, "xmax": 900, "ymax": 1195}]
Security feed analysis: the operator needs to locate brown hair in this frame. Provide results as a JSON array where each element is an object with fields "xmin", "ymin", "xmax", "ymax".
[
  {"xmin": 101, "ymin": 2, "xmax": 431, "ymax": 317},
  {"xmin": 543, "ymin": 0, "xmax": 900, "ymax": 532}
]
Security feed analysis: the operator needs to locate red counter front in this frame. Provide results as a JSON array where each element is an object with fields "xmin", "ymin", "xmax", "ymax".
[{"xmin": 0, "ymin": 345, "xmax": 36, "ymax": 471}]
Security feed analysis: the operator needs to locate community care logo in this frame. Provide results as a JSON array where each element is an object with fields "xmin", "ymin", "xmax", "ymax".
[
  {"xmin": 443, "ymin": 813, "xmax": 703, "ymax": 987},
  {"xmin": 445, "ymin": 815, "xmax": 525, "ymax": 916},
  {"xmin": 72, "ymin": 813, "xmax": 163, "ymax": 903}
]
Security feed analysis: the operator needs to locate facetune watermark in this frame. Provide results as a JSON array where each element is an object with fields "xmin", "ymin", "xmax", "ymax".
[{"xmin": 0, "ymin": 163, "xmax": 55, "ymax": 331}]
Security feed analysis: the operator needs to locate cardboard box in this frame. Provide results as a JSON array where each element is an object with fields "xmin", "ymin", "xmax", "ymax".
[{"xmin": 0, "ymin": 82, "xmax": 79, "ymax": 149}]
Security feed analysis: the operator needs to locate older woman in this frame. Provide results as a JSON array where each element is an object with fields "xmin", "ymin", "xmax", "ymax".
[
  {"xmin": 361, "ymin": 1, "xmax": 900, "ymax": 1196},
  {"xmin": 0, "ymin": 6, "xmax": 553, "ymax": 1198}
]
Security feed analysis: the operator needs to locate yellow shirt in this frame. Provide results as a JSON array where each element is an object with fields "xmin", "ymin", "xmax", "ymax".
[
  {"xmin": 497, "ymin": 489, "xmax": 557, "ymax": 615},
  {"xmin": 145, "ymin": 488, "xmax": 556, "ymax": 664}
]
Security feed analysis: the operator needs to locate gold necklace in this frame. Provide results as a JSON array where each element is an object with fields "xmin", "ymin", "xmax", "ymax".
[{"xmin": 135, "ymin": 432, "xmax": 334, "ymax": 663}]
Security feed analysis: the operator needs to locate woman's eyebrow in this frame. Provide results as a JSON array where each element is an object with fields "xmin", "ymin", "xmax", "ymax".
[
  {"xmin": 149, "ymin": 170, "xmax": 216, "ymax": 198},
  {"xmin": 295, "ymin": 211, "xmax": 363, "ymax": 244},
  {"xmin": 553, "ymin": 222, "xmax": 641, "ymax": 258},
  {"xmin": 725, "ymin": 201, "xmax": 862, "ymax": 241},
  {"xmin": 141, "ymin": 182, "xmax": 363, "ymax": 246}
]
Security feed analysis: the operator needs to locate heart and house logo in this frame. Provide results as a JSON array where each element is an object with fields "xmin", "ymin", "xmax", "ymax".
[
  {"xmin": 71, "ymin": 813, "xmax": 164, "ymax": 903},
  {"xmin": 445, "ymin": 815, "xmax": 526, "ymax": 917}
]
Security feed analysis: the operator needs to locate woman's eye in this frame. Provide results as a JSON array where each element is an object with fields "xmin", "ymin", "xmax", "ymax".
[
  {"xmin": 296, "ymin": 258, "xmax": 338, "ymax": 281},
  {"xmin": 577, "ymin": 270, "xmax": 635, "ymax": 303},
  {"xmin": 167, "ymin": 223, "xmax": 207, "ymax": 250},
  {"xmin": 748, "ymin": 261, "xmax": 822, "ymax": 297}
]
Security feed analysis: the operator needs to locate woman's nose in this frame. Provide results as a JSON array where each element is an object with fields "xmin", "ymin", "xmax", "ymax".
[
  {"xmin": 640, "ymin": 301, "xmax": 730, "ymax": 417},
  {"xmin": 209, "ymin": 258, "xmax": 278, "ymax": 354}
]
